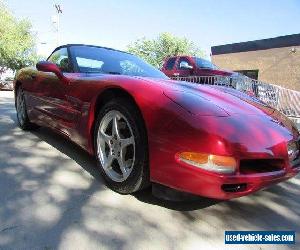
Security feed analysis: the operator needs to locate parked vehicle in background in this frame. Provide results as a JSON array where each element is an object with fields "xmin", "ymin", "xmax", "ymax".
[
  {"xmin": 161, "ymin": 56, "xmax": 234, "ymax": 78},
  {"xmin": 162, "ymin": 55, "xmax": 258, "ymax": 96},
  {"xmin": 0, "ymin": 77, "xmax": 14, "ymax": 91}
]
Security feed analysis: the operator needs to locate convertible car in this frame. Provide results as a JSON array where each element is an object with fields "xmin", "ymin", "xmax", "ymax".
[{"xmin": 14, "ymin": 44, "xmax": 300, "ymax": 199}]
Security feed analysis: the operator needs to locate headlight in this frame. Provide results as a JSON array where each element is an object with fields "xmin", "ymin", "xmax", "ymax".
[
  {"xmin": 178, "ymin": 152, "xmax": 237, "ymax": 174},
  {"xmin": 288, "ymin": 141, "xmax": 299, "ymax": 162}
]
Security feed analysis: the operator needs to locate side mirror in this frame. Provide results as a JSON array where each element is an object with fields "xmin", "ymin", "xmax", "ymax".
[
  {"xmin": 179, "ymin": 61, "xmax": 193, "ymax": 70},
  {"xmin": 36, "ymin": 61, "xmax": 69, "ymax": 84}
]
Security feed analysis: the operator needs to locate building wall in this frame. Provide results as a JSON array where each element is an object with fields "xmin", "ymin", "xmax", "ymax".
[{"xmin": 211, "ymin": 45, "xmax": 300, "ymax": 91}]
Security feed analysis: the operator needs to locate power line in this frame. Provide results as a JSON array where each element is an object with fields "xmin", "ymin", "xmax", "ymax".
[{"xmin": 53, "ymin": 3, "xmax": 63, "ymax": 46}]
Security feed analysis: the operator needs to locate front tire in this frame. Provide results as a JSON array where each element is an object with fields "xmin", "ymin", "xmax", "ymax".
[
  {"xmin": 94, "ymin": 98, "xmax": 150, "ymax": 194},
  {"xmin": 16, "ymin": 87, "xmax": 38, "ymax": 130}
]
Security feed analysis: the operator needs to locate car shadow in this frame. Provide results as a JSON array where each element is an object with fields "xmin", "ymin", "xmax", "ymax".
[
  {"xmin": 2, "ymin": 91, "xmax": 300, "ymax": 250},
  {"xmin": 31, "ymin": 127, "xmax": 102, "ymax": 183},
  {"xmin": 31, "ymin": 126, "xmax": 220, "ymax": 212},
  {"xmin": 134, "ymin": 187, "xmax": 220, "ymax": 211}
]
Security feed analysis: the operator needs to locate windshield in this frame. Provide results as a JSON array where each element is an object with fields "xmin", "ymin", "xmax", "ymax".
[
  {"xmin": 69, "ymin": 45, "xmax": 167, "ymax": 79},
  {"xmin": 194, "ymin": 57, "xmax": 218, "ymax": 69}
]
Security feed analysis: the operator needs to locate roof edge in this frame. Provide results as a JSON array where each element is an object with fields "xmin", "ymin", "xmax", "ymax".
[
  {"xmin": 211, "ymin": 33, "xmax": 300, "ymax": 55},
  {"xmin": 52, "ymin": 44, "xmax": 132, "ymax": 55}
]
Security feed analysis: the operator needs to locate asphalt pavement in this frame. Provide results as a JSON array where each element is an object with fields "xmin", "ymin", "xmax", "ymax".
[{"xmin": 0, "ymin": 90, "xmax": 299, "ymax": 250}]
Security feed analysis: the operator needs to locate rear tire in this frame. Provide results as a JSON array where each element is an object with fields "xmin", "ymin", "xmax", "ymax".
[
  {"xmin": 16, "ymin": 86, "xmax": 38, "ymax": 130},
  {"xmin": 94, "ymin": 97, "xmax": 150, "ymax": 194}
]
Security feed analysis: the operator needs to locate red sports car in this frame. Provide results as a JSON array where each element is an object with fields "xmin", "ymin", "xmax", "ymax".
[{"xmin": 14, "ymin": 44, "xmax": 300, "ymax": 199}]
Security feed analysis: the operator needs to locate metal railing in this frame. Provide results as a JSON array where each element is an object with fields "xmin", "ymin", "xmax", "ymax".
[{"xmin": 171, "ymin": 75, "xmax": 300, "ymax": 120}]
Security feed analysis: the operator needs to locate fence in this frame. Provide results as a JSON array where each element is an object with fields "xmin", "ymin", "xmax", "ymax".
[{"xmin": 171, "ymin": 75, "xmax": 300, "ymax": 120}]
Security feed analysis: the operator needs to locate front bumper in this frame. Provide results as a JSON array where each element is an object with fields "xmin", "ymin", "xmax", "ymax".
[
  {"xmin": 149, "ymin": 104, "xmax": 300, "ymax": 200},
  {"xmin": 164, "ymin": 158, "xmax": 300, "ymax": 200}
]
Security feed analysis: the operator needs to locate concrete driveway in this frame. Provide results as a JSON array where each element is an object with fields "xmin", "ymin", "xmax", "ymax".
[{"xmin": 0, "ymin": 91, "xmax": 299, "ymax": 250}]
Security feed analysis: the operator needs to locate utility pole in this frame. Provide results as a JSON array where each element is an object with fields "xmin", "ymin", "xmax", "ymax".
[{"xmin": 53, "ymin": 3, "xmax": 62, "ymax": 46}]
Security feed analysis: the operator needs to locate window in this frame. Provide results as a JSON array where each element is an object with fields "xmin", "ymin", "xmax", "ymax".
[
  {"xmin": 120, "ymin": 60, "xmax": 144, "ymax": 76},
  {"xmin": 76, "ymin": 57, "xmax": 104, "ymax": 73},
  {"xmin": 165, "ymin": 57, "xmax": 176, "ymax": 70},
  {"xmin": 69, "ymin": 45, "xmax": 167, "ymax": 79},
  {"xmin": 177, "ymin": 57, "xmax": 192, "ymax": 69},
  {"xmin": 48, "ymin": 48, "xmax": 72, "ymax": 72},
  {"xmin": 194, "ymin": 57, "xmax": 217, "ymax": 69}
]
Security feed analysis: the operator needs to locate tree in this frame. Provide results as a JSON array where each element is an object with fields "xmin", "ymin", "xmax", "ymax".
[
  {"xmin": 0, "ymin": 1, "xmax": 38, "ymax": 75},
  {"xmin": 128, "ymin": 32, "xmax": 205, "ymax": 68}
]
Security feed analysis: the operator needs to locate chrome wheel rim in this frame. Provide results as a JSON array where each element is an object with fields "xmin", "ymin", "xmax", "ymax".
[
  {"xmin": 16, "ymin": 89, "xmax": 26, "ymax": 126},
  {"xmin": 97, "ymin": 110, "xmax": 135, "ymax": 182}
]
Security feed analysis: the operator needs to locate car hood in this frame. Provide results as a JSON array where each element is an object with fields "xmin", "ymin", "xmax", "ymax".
[{"xmin": 142, "ymin": 77, "xmax": 275, "ymax": 117}]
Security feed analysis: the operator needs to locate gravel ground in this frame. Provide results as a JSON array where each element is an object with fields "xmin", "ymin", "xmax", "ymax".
[{"xmin": 0, "ymin": 90, "xmax": 299, "ymax": 250}]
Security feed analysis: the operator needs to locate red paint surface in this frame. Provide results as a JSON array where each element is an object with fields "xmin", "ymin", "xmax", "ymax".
[{"xmin": 14, "ymin": 64, "xmax": 300, "ymax": 199}]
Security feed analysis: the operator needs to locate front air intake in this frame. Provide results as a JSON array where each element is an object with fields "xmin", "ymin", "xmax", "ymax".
[
  {"xmin": 239, "ymin": 159, "xmax": 284, "ymax": 174},
  {"xmin": 222, "ymin": 183, "xmax": 247, "ymax": 193}
]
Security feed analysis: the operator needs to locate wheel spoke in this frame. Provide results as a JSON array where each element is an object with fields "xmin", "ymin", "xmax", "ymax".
[
  {"xmin": 120, "ymin": 165, "xmax": 127, "ymax": 177},
  {"xmin": 125, "ymin": 159, "xmax": 133, "ymax": 168},
  {"xmin": 98, "ymin": 129, "xmax": 112, "ymax": 144},
  {"xmin": 103, "ymin": 154, "xmax": 114, "ymax": 169},
  {"xmin": 120, "ymin": 136, "xmax": 134, "ymax": 149},
  {"xmin": 117, "ymin": 156, "xmax": 127, "ymax": 177},
  {"xmin": 112, "ymin": 116, "xmax": 120, "ymax": 139},
  {"xmin": 117, "ymin": 153, "xmax": 126, "ymax": 168}
]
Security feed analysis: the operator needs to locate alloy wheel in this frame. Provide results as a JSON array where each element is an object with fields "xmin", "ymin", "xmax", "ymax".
[
  {"xmin": 16, "ymin": 88, "xmax": 26, "ymax": 126},
  {"xmin": 97, "ymin": 110, "xmax": 135, "ymax": 182}
]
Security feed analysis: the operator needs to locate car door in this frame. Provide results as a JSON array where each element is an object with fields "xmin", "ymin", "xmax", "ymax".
[
  {"xmin": 174, "ymin": 57, "xmax": 194, "ymax": 77},
  {"xmin": 35, "ymin": 47, "xmax": 79, "ymax": 135}
]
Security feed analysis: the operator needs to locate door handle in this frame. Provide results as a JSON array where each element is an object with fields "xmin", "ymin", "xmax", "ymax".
[{"xmin": 173, "ymin": 73, "xmax": 179, "ymax": 76}]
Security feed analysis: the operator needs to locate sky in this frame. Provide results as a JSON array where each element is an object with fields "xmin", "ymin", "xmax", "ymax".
[{"xmin": 5, "ymin": 0, "xmax": 300, "ymax": 59}]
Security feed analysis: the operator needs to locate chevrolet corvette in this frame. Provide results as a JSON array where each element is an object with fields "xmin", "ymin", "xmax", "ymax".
[{"xmin": 14, "ymin": 44, "xmax": 300, "ymax": 199}]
